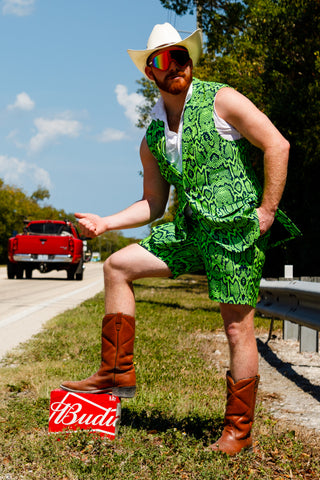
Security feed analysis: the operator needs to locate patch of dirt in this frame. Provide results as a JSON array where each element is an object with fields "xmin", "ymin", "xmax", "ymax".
[{"xmin": 195, "ymin": 328, "xmax": 320, "ymax": 446}]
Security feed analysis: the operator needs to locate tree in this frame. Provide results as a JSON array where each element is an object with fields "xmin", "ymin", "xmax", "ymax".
[
  {"xmin": 0, "ymin": 178, "xmax": 137, "ymax": 265},
  {"xmin": 31, "ymin": 187, "xmax": 50, "ymax": 203},
  {"xmin": 148, "ymin": 0, "xmax": 320, "ymax": 276},
  {"xmin": 246, "ymin": 0, "xmax": 320, "ymax": 275},
  {"xmin": 0, "ymin": 179, "xmax": 71, "ymax": 264},
  {"xmin": 136, "ymin": 78, "xmax": 160, "ymax": 129},
  {"xmin": 160, "ymin": 1, "xmax": 248, "ymax": 53},
  {"xmin": 87, "ymin": 231, "xmax": 138, "ymax": 262}
]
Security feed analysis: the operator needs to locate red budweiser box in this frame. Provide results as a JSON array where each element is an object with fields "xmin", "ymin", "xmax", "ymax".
[{"xmin": 49, "ymin": 389, "xmax": 121, "ymax": 439}]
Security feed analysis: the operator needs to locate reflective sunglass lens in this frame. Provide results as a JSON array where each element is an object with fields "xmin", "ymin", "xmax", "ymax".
[
  {"xmin": 171, "ymin": 50, "xmax": 190, "ymax": 66},
  {"xmin": 152, "ymin": 53, "xmax": 168, "ymax": 70}
]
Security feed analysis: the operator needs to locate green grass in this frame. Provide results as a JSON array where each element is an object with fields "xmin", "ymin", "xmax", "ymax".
[{"xmin": 0, "ymin": 275, "xmax": 319, "ymax": 479}]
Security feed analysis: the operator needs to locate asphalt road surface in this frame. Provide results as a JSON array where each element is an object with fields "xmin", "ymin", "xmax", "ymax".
[{"xmin": 0, "ymin": 262, "xmax": 104, "ymax": 360}]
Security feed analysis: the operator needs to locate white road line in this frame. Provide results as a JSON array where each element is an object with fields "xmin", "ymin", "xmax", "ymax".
[{"xmin": 0, "ymin": 279, "xmax": 102, "ymax": 328}]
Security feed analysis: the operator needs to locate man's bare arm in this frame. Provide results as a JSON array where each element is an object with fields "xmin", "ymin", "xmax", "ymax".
[
  {"xmin": 75, "ymin": 137, "xmax": 170, "ymax": 238},
  {"xmin": 215, "ymin": 87, "xmax": 290, "ymax": 234}
]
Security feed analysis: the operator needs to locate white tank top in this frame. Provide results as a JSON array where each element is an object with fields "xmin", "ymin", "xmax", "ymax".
[{"xmin": 149, "ymin": 83, "xmax": 242, "ymax": 172}]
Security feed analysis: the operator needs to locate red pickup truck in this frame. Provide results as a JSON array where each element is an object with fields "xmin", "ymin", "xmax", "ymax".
[{"xmin": 7, "ymin": 220, "xmax": 85, "ymax": 280}]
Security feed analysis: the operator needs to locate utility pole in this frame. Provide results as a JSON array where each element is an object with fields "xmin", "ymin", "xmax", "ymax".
[
  {"xmin": 196, "ymin": 0, "xmax": 203, "ymax": 42},
  {"xmin": 196, "ymin": 1, "xmax": 202, "ymax": 30}
]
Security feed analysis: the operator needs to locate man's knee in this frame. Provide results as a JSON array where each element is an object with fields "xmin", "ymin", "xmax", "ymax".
[
  {"xmin": 220, "ymin": 303, "xmax": 255, "ymax": 342},
  {"xmin": 103, "ymin": 249, "xmax": 127, "ymax": 279},
  {"xmin": 220, "ymin": 303, "xmax": 253, "ymax": 322}
]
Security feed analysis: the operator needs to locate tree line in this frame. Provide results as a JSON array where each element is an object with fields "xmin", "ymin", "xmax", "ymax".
[
  {"xmin": 0, "ymin": 179, "xmax": 135, "ymax": 265},
  {"xmin": 137, "ymin": 0, "xmax": 319, "ymax": 277}
]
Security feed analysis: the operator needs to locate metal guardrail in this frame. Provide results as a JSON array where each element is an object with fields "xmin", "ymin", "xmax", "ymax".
[{"xmin": 256, "ymin": 279, "xmax": 320, "ymax": 352}]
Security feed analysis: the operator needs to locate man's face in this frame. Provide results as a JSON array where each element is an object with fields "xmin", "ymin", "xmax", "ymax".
[{"xmin": 145, "ymin": 47, "xmax": 193, "ymax": 95}]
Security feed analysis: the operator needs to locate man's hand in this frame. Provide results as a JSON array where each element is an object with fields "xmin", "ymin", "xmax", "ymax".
[
  {"xmin": 74, "ymin": 213, "xmax": 108, "ymax": 238},
  {"xmin": 256, "ymin": 206, "xmax": 276, "ymax": 236}
]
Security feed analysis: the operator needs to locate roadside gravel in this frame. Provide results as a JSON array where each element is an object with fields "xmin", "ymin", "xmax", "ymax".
[
  {"xmin": 257, "ymin": 333, "xmax": 320, "ymax": 435},
  {"xmin": 196, "ymin": 327, "xmax": 320, "ymax": 444}
]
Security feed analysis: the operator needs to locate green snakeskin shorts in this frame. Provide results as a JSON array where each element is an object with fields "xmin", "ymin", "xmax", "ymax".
[{"xmin": 139, "ymin": 216, "xmax": 269, "ymax": 307}]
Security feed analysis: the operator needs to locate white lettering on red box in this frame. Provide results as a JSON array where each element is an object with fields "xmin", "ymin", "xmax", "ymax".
[{"xmin": 49, "ymin": 390, "xmax": 121, "ymax": 439}]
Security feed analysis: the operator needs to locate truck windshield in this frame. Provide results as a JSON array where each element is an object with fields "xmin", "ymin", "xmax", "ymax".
[{"xmin": 26, "ymin": 223, "xmax": 72, "ymax": 235}]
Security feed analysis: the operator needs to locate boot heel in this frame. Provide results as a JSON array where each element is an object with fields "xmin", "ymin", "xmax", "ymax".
[{"xmin": 112, "ymin": 386, "xmax": 136, "ymax": 398}]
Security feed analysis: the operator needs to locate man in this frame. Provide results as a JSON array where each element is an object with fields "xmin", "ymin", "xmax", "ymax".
[{"xmin": 61, "ymin": 23, "xmax": 298, "ymax": 455}]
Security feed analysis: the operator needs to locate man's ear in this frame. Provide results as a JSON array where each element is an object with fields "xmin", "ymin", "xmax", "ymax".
[{"xmin": 145, "ymin": 66, "xmax": 155, "ymax": 81}]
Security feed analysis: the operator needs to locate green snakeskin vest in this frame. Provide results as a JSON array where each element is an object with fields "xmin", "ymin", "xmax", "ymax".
[{"xmin": 146, "ymin": 78, "xmax": 301, "ymax": 252}]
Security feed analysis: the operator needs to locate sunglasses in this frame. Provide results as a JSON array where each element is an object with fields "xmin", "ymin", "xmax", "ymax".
[{"xmin": 148, "ymin": 48, "xmax": 191, "ymax": 71}]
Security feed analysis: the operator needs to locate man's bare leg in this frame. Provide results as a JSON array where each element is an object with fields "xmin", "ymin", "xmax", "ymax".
[
  {"xmin": 220, "ymin": 303, "xmax": 258, "ymax": 381},
  {"xmin": 60, "ymin": 243, "xmax": 171, "ymax": 395},
  {"xmin": 209, "ymin": 303, "xmax": 260, "ymax": 455},
  {"xmin": 103, "ymin": 243, "xmax": 172, "ymax": 315}
]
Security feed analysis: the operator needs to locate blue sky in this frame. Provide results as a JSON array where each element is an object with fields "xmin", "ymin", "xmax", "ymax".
[{"xmin": 0, "ymin": 0, "xmax": 197, "ymax": 238}]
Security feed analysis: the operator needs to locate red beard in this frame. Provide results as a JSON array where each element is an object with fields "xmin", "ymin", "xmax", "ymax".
[{"xmin": 153, "ymin": 66, "xmax": 192, "ymax": 95}]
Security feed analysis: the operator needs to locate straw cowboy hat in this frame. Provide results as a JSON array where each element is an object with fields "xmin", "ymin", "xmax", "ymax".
[{"xmin": 127, "ymin": 22, "xmax": 202, "ymax": 77}]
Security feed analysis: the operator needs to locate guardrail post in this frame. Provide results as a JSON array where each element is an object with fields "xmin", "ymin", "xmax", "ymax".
[
  {"xmin": 283, "ymin": 320, "xmax": 299, "ymax": 341},
  {"xmin": 299, "ymin": 326, "xmax": 319, "ymax": 353},
  {"xmin": 284, "ymin": 265, "xmax": 293, "ymax": 279}
]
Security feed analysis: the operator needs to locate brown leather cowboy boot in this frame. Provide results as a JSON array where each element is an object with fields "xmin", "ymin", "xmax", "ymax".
[
  {"xmin": 209, "ymin": 371, "xmax": 260, "ymax": 455},
  {"xmin": 60, "ymin": 312, "xmax": 136, "ymax": 398}
]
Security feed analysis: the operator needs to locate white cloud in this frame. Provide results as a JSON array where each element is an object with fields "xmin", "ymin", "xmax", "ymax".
[
  {"xmin": 0, "ymin": 154, "xmax": 52, "ymax": 189},
  {"xmin": 29, "ymin": 113, "xmax": 82, "ymax": 153},
  {"xmin": 7, "ymin": 92, "xmax": 35, "ymax": 111},
  {"xmin": 2, "ymin": 0, "xmax": 35, "ymax": 16},
  {"xmin": 6, "ymin": 129, "xmax": 19, "ymax": 141},
  {"xmin": 115, "ymin": 84, "xmax": 145, "ymax": 125},
  {"xmin": 97, "ymin": 128, "xmax": 127, "ymax": 143},
  {"xmin": 6, "ymin": 129, "xmax": 25, "ymax": 149}
]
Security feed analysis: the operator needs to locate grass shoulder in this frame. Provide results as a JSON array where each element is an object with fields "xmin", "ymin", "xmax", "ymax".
[{"xmin": 0, "ymin": 275, "xmax": 318, "ymax": 479}]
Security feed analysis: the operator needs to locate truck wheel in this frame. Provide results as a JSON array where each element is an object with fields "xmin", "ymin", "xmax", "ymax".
[
  {"xmin": 67, "ymin": 270, "xmax": 74, "ymax": 280},
  {"xmin": 75, "ymin": 271, "xmax": 83, "ymax": 281},
  {"xmin": 7, "ymin": 262, "xmax": 16, "ymax": 279},
  {"xmin": 25, "ymin": 268, "xmax": 33, "ymax": 279},
  {"xmin": 75, "ymin": 260, "xmax": 84, "ymax": 281},
  {"xmin": 16, "ymin": 266, "xmax": 23, "ymax": 279},
  {"xmin": 67, "ymin": 266, "xmax": 77, "ymax": 280}
]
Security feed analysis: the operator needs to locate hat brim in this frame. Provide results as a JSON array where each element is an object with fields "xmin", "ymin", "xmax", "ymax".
[{"xmin": 127, "ymin": 29, "xmax": 202, "ymax": 78}]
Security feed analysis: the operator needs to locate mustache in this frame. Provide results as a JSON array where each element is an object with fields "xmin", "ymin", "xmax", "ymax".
[{"xmin": 165, "ymin": 70, "xmax": 186, "ymax": 80}]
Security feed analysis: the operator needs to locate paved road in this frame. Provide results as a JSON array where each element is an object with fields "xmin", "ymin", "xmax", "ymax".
[{"xmin": 0, "ymin": 262, "xmax": 104, "ymax": 359}]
